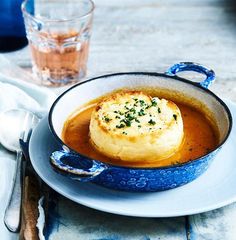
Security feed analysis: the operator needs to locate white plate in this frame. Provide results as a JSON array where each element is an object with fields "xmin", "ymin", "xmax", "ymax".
[{"xmin": 29, "ymin": 99, "xmax": 236, "ymax": 217}]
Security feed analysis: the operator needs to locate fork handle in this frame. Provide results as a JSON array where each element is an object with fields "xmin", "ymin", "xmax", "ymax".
[{"xmin": 4, "ymin": 150, "xmax": 23, "ymax": 232}]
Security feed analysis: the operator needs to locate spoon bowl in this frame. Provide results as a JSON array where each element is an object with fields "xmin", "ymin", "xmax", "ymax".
[{"xmin": 0, "ymin": 109, "xmax": 31, "ymax": 152}]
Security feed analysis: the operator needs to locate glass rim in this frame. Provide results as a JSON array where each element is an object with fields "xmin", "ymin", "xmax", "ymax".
[{"xmin": 21, "ymin": 0, "xmax": 95, "ymax": 23}]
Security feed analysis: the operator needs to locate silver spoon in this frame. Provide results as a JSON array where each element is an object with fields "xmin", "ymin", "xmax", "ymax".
[{"xmin": 0, "ymin": 109, "xmax": 39, "ymax": 232}]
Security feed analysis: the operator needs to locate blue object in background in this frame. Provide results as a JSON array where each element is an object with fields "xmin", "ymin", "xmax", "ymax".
[
  {"xmin": 0, "ymin": 0, "xmax": 34, "ymax": 52},
  {"xmin": 0, "ymin": 0, "xmax": 26, "ymax": 37}
]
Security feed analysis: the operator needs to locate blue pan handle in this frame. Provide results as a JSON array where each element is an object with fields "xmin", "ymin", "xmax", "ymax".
[
  {"xmin": 50, "ymin": 149, "xmax": 107, "ymax": 182},
  {"xmin": 165, "ymin": 62, "xmax": 215, "ymax": 89}
]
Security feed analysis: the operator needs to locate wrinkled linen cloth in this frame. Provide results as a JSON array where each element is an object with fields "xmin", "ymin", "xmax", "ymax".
[{"xmin": 0, "ymin": 56, "xmax": 56, "ymax": 240}]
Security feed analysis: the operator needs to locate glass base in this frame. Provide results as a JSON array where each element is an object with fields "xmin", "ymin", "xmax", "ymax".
[{"xmin": 32, "ymin": 65, "xmax": 87, "ymax": 87}]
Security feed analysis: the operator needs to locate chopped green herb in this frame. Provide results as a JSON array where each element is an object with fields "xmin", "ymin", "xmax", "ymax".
[
  {"xmin": 116, "ymin": 124, "xmax": 125, "ymax": 129},
  {"xmin": 151, "ymin": 99, "xmax": 157, "ymax": 106},
  {"xmin": 173, "ymin": 114, "xmax": 177, "ymax": 120},
  {"xmin": 125, "ymin": 120, "xmax": 131, "ymax": 127},
  {"xmin": 104, "ymin": 116, "xmax": 110, "ymax": 122},
  {"xmin": 130, "ymin": 108, "xmax": 136, "ymax": 113},
  {"xmin": 135, "ymin": 119, "xmax": 140, "ymax": 123},
  {"xmin": 122, "ymin": 131, "xmax": 127, "ymax": 135},
  {"xmin": 114, "ymin": 111, "xmax": 118, "ymax": 113},
  {"xmin": 138, "ymin": 109, "xmax": 146, "ymax": 116},
  {"xmin": 138, "ymin": 125, "xmax": 141, "ymax": 128},
  {"xmin": 148, "ymin": 119, "xmax": 156, "ymax": 125},
  {"xmin": 139, "ymin": 100, "xmax": 145, "ymax": 106},
  {"xmin": 115, "ymin": 116, "xmax": 121, "ymax": 119},
  {"xmin": 174, "ymin": 161, "xmax": 181, "ymax": 165},
  {"xmin": 126, "ymin": 121, "xmax": 131, "ymax": 127},
  {"xmin": 206, "ymin": 148, "xmax": 210, "ymax": 153},
  {"xmin": 158, "ymin": 107, "xmax": 161, "ymax": 113},
  {"xmin": 121, "ymin": 119, "xmax": 132, "ymax": 127},
  {"xmin": 125, "ymin": 114, "xmax": 135, "ymax": 121}
]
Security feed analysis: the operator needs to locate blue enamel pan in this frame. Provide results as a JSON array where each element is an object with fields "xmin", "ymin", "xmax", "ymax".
[{"xmin": 49, "ymin": 62, "xmax": 232, "ymax": 192}]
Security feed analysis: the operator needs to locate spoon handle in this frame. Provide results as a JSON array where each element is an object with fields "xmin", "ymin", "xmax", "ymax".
[{"xmin": 4, "ymin": 150, "xmax": 23, "ymax": 232}]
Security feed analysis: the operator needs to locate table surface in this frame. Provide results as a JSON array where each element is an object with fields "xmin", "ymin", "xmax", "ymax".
[{"xmin": 3, "ymin": 0, "xmax": 236, "ymax": 239}]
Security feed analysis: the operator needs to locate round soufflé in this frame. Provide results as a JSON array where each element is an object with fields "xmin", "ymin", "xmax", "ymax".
[{"xmin": 89, "ymin": 91, "xmax": 184, "ymax": 162}]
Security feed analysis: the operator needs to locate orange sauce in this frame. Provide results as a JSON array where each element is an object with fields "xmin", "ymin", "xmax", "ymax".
[{"xmin": 62, "ymin": 99, "xmax": 219, "ymax": 168}]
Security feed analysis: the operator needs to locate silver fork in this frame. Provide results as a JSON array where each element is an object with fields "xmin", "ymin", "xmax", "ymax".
[{"xmin": 1, "ymin": 109, "xmax": 39, "ymax": 232}]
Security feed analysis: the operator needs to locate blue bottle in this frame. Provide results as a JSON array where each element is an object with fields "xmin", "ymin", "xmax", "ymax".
[{"xmin": 0, "ymin": 0, "xmax": 33, "ymax": 52}]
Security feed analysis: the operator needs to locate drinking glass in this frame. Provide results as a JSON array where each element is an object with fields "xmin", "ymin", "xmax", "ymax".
[{"xmin": 22, "ymin": 0, "xmax": 94, "ymax": 86}]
